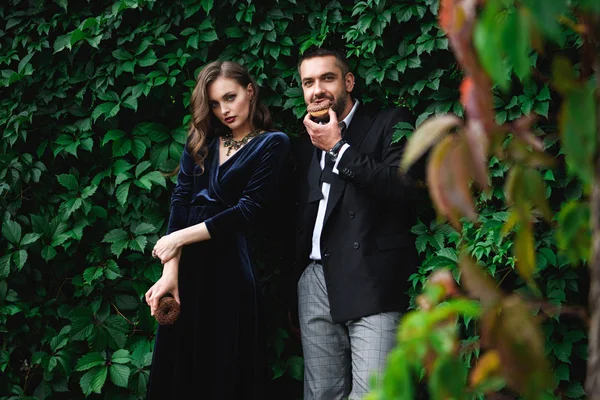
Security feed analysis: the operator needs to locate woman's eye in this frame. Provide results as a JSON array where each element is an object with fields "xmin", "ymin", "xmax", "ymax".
[
  {"xmin": 210, "ymin": 102, "xmax": 218, "ymax": 108},
  {"xmin": 227, "ymin": 94, "xmax": 236, "ymax": 101}
]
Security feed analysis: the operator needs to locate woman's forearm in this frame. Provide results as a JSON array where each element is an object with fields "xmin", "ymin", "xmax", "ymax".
[
  {"xmin": 163, "ymin": 251, "xmax": 181, "ymax": 274},
  {"xmin": 171, "ymin": 222, "xmax": 212, "ymax": 247}
]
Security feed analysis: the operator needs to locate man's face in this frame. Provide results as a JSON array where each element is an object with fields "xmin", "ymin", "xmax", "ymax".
[{"xmin": 299, "ymin": 55, "xmax": 354, "ymax": 119}]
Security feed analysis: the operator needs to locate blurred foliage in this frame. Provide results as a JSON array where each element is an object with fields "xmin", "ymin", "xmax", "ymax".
[{"xmin": 370, "ymin": 0, "xmax": 597, "ymax": 399}]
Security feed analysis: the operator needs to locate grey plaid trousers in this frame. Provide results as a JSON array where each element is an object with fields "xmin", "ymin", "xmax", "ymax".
[{"xmin": 298, "ymin": 260, "xmax": 401, "ymax": 400}]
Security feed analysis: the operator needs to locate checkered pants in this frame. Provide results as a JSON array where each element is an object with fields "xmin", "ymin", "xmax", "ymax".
[{"xmin": 298, "ymin": 261, "xmax": 401, "ymax": 400}]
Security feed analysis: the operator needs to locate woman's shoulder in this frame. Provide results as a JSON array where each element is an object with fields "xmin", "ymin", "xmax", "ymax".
[{"xmin": 261, "ymin": 130, "xmax": 290, "ymax": 146}]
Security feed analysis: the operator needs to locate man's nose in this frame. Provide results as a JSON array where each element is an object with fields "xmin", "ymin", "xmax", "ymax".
[{"xmin": 313, "ymin": 81, "xmax": 325, "ymax": 95}]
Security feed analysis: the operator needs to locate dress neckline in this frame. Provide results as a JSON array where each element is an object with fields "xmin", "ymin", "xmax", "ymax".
[{"xmin": 217, "ymin": 132, "xmax": 265, "ymax": 168}]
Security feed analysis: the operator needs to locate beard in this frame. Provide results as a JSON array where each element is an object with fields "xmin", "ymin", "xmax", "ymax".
[{"xmin": 331, "ymin": 90, "xmax": 348, "ymax": 118}]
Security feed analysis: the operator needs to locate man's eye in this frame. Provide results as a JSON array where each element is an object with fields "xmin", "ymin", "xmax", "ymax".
[{"xmin": 303, "ymin": 81, "xmax": 312, "ymax": 87}]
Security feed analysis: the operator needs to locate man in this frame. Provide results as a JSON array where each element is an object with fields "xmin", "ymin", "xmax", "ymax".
[{"xmin": 294, "ymin": 48, "xmax": 420, "ymax": 399}]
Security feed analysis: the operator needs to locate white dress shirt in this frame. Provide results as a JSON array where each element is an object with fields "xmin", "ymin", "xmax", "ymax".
[{"xmin": 309, "ymin": 100, "xmax": 359, "ymax": 261}]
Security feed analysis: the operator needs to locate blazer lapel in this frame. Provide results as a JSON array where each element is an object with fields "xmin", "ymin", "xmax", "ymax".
[
  {"xmin": 307, "ymin": 148, "xmax": 323, "ymax": 203},
  {"xmin": 322, "ymin": 104, "xmax": 375, "ymax": 225}
]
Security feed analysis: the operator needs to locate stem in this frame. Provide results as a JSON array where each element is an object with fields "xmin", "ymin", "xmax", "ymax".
[{"xmin": 585, "ymin": 28, "xmax": 600, "ymax": 398}]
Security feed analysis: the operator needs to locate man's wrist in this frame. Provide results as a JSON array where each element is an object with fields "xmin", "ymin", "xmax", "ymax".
[{"xmin": 327, "ymin": 139, "xmax": 346, "ymax": 160}]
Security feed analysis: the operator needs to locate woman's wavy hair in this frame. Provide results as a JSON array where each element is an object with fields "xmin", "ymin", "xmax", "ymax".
[{"xmin": 186, "ymin": 60, "xmax": 272, "ymax": 171}]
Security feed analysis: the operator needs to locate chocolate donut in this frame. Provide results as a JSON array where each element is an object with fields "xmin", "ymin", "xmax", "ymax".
[
  {"xmin": 307, "ymin": 100, "xmax": 333, "ymax": 121},
  {"xmin": 155, "ymin": 296, "xmax": 180, "ymax": 325}
]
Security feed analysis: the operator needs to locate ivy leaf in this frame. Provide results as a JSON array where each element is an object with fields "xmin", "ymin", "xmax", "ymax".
[
  {"xmin": 116, "ymin": 182, "xmax": 131, "ymax": 206},
  {"xmin": 111, "ymin": 240, "xmax": 130, "ymax": 258},
  {"xmin": 133, "ymin": 223, "xmax": 155, "ymax": 236},
  {"xmin": 42, "ymin": 246, "xmax": 57, "ymax": 262},
  {"xmin": 79, "ymin": 366, "xmax": 108, "ymax": 396},
  {"xmin": 83, "ymin": 266, "xmax": 103, "ymax": 284},
  {"xmin": 131, "ymin": 138, "xmax": 148, "ymax": 161},
  {"xmin": 2, "ymin": 220, "xmax": 22, "ymax": 245},
  {"xmin": 415, "ymin": 235, "xmax": 428, "ymax": 254},
  {"xmin": 57, "ymin": 174, "xmax": 79, "ymax": 191},
  {"xmin": 285, "ymin": 356, "xmax": 304, "ymax": 382},
  {"xmin": 0, "ymin": 255, "xmax": 10, "ymax": 279},
  {"xmin": 53, "ymin": 34, "xmax": 71, "ymax": 53},
  {"xmin": 559, "ymin": 82, "xmax": 597, "ymax": 185},
  {"xmin": 103, "ymin": 229, "xmax": 128, "ymax": 244},
  {"xmin": 112, "ymin": 49, "xmax": 133, "ymax": 61},
  {"xmin": 135, "ymin": 161, "xmax": 153, "ymax": 178},
  {"xmin": 104, "ymin": 260, "xmax": 122, "ymax": 280},
  {"xmin": 553, "ymin": 341, "xmax": 572, "ymax": 363},
  {"xmin": 138, "ymin": 50, "xmax": 158, "ymax": 67},
  {"xmin": 81, "ymin": 185, "xmax": 98, "ymax": 199},
  {"xmin": 111, "ymin": 349, "xmax": 131, "ymax": 364},
  {"xmin": 112, "ymin": 138, "xmax": 132, "ymax": 157},
  {"xmin": 110, "ymin": 364, "xmax": 130, "ymax": 388},
  {"xmin": 114, "ymin": 294, "xmax": 139, "ymax": 311},
  {"xmin": 105, "ymin": 315, "xmax": 128, "ymax": 348},
  {"xmin": 138, "ymin": 171, "xmax": 167, "ymax": 190},
  {"xmin": 75, "ymin": 352, "xmax": 106, "ymax": 372},
  {"xmin": 12, "ymin": 250, "xmax": 27, "ymax": 271},
  {"xmin": 564, "ymin": 382, "xmax": 586, "ymax": 398},
  {"xmin": 92, "ymin": 102, "xmax": 119, "ymax": 122},
  {"xmin": 129, "ymin": 236, "xmax": 148, "ymax": 252}
]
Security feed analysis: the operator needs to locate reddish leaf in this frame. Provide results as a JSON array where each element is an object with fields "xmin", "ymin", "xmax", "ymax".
[
  {"xmin": 506, "ymin": 136, "xmax": 555, "ymax": 168},
  {"xmin": 482, "ymin": 295, "xmax": 553, "ymax": 397},
  {"xmin": 427, "ymin": 135, "xmax": 477, "ymax": 229},
  {"xmin": 513, "ymin": 217, "xmax": 537, "ymax": 288},
  {"xmin": 505, "ymin": 166, "xmax": 552, "ymax": 221},
  {"xmin": 400, "ymin": 114, "xmax": 463, "ymax": 172},
  {"xmin": 469, "ymin": 350, "xmax": 502, "ymax": 388},
  {"xmin": 459, "ymin": 250, "xmax": 502, "ymax": 308},
  {"xmin": 512, "ymin": 114, "xmax": 544, "ymax": 152}
]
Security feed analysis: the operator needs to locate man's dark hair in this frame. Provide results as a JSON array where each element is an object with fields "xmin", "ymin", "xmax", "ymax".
[{"xmin": 297, "ymin": 48, "xmax": 350, "ymax": 77}]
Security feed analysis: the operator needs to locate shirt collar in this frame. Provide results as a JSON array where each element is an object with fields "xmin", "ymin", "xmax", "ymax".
[{"xmin": 341, "ymin": 99, "xmax": 360, "ymax": 130}]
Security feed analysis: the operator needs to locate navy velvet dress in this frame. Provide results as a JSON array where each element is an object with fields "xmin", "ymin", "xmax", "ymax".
[{"xmin": 146, "ymin": 131, "xmax": 290, "ymax": 400}]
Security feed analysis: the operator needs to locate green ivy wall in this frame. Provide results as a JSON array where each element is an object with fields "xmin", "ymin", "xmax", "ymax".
[{"xmin": 0, "ymin": 0, "xmax": 585, "ymax": 398}]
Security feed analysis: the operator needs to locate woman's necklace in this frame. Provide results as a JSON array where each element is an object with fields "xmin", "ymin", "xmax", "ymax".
[{"xmin": 222, "ymin": 128, "xmax": 262, "ymax": 156}]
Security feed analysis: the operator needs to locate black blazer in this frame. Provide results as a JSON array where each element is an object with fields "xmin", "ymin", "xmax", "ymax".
[{"xmin": 294, "ymin": 102, "xmax": 420, "ymax": 323}]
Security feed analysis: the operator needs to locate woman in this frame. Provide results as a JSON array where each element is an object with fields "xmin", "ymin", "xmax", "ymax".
[{"xmin": 144, "ymin": 60, "xmax": 290, "ymax": 399}]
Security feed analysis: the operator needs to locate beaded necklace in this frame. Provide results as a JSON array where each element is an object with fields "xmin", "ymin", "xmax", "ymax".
[{"xmin": 222, "ymin": 128, "xmax": 262, "ymax": 156}]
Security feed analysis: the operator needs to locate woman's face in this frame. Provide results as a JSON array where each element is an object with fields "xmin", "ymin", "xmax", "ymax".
[{"xmin": 207, "ymin": 77, "xmax": 254, "ymax": 134}]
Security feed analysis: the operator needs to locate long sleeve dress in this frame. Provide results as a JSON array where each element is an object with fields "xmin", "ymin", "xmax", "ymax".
[{"xmin": 146, "ymin": 131, "xmax": 290, "ymax": 400}]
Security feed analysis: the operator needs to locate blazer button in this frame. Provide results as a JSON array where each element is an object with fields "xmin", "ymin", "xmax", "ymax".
[
  {"xmin": 353, "ymin": 242, "xmax": 360, "ymax": 249},
  {"xmin": 323, "ymin": 252, "xmax": 331, "ymax": 258},
  {"xmin": 297, "ymin": 227, "xmax": 303, "ymax": 233},
  {"xmin": 348, "ymin": 211, "xmax": 355, "ymax": 218}
]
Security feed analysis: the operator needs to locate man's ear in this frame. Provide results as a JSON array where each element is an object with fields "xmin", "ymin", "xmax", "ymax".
[{"xmin": 345, "ymin": 72, "xmax": 355, "ymax": 93}]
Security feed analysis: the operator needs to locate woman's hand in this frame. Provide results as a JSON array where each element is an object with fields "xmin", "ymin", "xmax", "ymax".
[
  {"xmin": 145, "ymin": 256, "xmax": 181, "ymax": 316},
  {"xmin": 152, "ymin": 233, "xmax": 181, "ymax": 264}
]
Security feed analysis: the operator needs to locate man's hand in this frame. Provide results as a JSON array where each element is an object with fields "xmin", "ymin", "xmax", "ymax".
[{"xmin": 303, "ymin": 108, "xmax": 343, "ymax": 151}]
